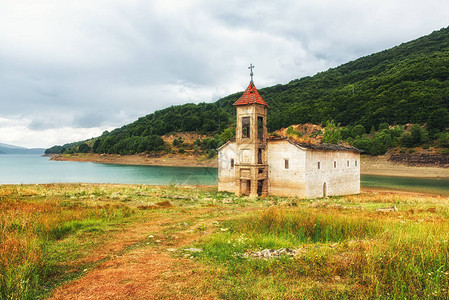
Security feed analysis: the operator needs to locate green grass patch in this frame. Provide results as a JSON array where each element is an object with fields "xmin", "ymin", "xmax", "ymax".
[{"xmin": 196, "ymin": 204, "xmax": 449, "ymax": 299}]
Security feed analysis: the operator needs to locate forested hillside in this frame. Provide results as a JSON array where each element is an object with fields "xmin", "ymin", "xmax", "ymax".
[{"xmin": 47, "ymin": 26, "xmax": 449, "ymax": 155}]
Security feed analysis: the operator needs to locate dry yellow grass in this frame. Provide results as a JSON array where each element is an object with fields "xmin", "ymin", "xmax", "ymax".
[{"xmin": 1, "ymin": 184, "xmax": 449, "ymax": 299}]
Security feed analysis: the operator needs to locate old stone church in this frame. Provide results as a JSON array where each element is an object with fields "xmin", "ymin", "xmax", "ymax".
[{"xmin": 218, "ymin": 70, "xmax": 361, "ymax": 198}]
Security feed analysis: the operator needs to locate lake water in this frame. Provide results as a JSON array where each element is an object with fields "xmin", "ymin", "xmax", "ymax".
[
  {"xmin": 0, "ymin": 155, "xmax": 448, "ymax": 195},
  {"xmin": 361, "ymin": 174, "xmax": 449, "ymax": 195},
  {"xmin": 0, "ymin": 155, "xmax": 217, "ymax": 185}
]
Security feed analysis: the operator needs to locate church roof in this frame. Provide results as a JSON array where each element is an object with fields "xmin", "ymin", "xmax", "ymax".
[
  {"xmin": 269, "ymin": 136, "xmax": 363, "ymax": 153},
  {"xmin": 218, "ymin": 137, "xmax": 362, "ymax": 153},
  {"xmin": 233, "ymin": 82, "xmax": 269, "ymax": 107}
]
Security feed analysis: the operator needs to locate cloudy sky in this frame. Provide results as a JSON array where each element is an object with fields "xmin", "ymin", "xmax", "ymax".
[{"xmin": 1, "ymin": 0, "xmax": 449, "ymax": 148}]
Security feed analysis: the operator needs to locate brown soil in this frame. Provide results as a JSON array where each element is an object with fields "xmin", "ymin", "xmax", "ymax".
[
  {"xmin": 389, "ymin": 153, "xmax": 449, "ymax": 168},
  {"xmin": 361, "ymin": 155, "xmax": 449, "ymax": 179},
  {"xmin": 274, "ymin": 123, "xmax": 325, "ymax": 144},
  {"xmin": 50, "ymin": 153, "xmax": 218, "ymax": 168},
  {"xmin": 49, "ymin": 208, "xmax": 226, "ymax": 299},
  {"xmin": 162, "ymin": 132, "xmax": 210, "ymax": 144}
]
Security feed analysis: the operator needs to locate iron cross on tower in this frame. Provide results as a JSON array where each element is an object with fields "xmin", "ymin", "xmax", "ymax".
[{"xmin": 249, "ymin": 63, "xmax": 254, "ymax": 83}]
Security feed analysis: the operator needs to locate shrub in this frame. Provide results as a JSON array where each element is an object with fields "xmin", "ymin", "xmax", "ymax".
[
  {"xmin": 78, "ymin": 143, "xmax": 90, "ymax": 153},
  {"xmin": 172, "ymin": 137, "xmax": 183, "ymax": 147},
  {"xmin": 378, "ymin": 122, "xmax": 389, "ymax": 131},
  {"xmin": 427, "ymin": 108, "xmax": 449, "ymax": 131},
  {"xmin": 437, "ymin": 132, "xmax": 449, "ymax": 148},
  {"xmin": 340, "ymin": 127, "xmax": 352, "ymax": 140},
  {"xmin": 370, "ymin": 131, "xmax": 391, "ymax": 155},
  {"xmin": 323, "ymin": 120, "xmax": 342, "ymax": 144},
  {"xmin": 390, "ymin": 126, "xmax": 404, "ymax": 137},
  {"xmin": 206, "ymin": 149, "xmax": 217, "ymax": 159},
  {"xmin": 351, "ymin": 125, "xmax": 366, "ymax": 138},
  {"xmin": 399, "ymin": 132, "xmax": 414, "ymax": 147},
  {"xmin": 410, "ymin": 124, "xmax": 428, "ymax": 146},
  {"xmin": 218, "ymin": 127, "xmax": 235, "ymax": 144},
  {"xmin": 352, "ymin": 137, "xmax": 372, "ymax": 153},
  {"xmin": 286, "ymin": 126, "xmax": 302, "ymax": 138}
]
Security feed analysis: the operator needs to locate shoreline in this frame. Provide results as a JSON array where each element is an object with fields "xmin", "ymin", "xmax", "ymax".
[
  {"xmin": 49, "ymin": 153, "xmax": 449, "ymax": 179},
  {"xmin": 360, "ymin": 155, "xmax": 449, "ymax": 179},
  {"xmin": 49, "ymin": 153, "xmax": 218, "ymax": 168}
]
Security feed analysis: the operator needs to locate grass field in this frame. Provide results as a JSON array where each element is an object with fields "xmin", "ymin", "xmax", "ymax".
[{"xmin": 1, "ymin": 184, "xmax": 448, "ymax": 299}]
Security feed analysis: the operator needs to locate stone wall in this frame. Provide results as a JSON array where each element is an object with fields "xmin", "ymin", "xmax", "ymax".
[
  {"xmin": 218, "ymin": 141, "xmax": 237, "ymax": 193},
  {"xmin": 219, "ymin": 139, "xmax": 360, "ymax": 198},
  {"xmin": 267, "ymin": 140, "xmax": 307, "ymax": 197},
  {"xmin": 304, "ymin": 149, "xmax": 360, "ymax": 198}
]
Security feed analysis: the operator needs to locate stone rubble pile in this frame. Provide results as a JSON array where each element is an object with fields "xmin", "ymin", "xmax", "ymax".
[
  {"xmin": 184, "ymin": 247, "xmax": 203, "ymax": 253},
  {"xmin": 243, "ymin": 248, "xmax": 299, "ymax": 259}
]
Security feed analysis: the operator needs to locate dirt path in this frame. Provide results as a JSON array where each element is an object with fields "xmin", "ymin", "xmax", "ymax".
[{"xmin": 49, "ymin": 208, "xmax": 228, "ymax": 299}]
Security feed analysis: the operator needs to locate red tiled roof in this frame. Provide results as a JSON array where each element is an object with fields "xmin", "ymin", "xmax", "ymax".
[{"xmin": 233, "ymin": 82, "xmax": 268, "ymax": 107}]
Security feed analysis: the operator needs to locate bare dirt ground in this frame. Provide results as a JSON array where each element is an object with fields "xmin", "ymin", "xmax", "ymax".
[
  {"xmin": 50, "ymin": 153, "xmax": 218, "ymax": 168},
  {"xmin": 361, "ymin": 155, "xmax": 449, "ymax": 178},
  {"xmin": 49, "ymin": 207, "xmax": 235, "ymax": 299},
  {"xmin": 50, "ymin": 153, "xmax": 449, "ymax": 179}
]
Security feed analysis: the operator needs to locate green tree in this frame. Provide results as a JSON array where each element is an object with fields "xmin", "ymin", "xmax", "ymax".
[
  {"xmin": 378, "ymin": 122, "xmax": 389, "ymax": 131},
  {"xmin": 399, "ymin": 132, "xmax": 414, "ymax": 147},
  {"xmin": 340, "ymin": 127, "xmax": 351, "ymax": 140},
  {"xmin": 218, "ymin": 127, "xmax": 235, "ymax": 145},
  {"xmin": 437, "ymin": 132, "xmax": 449, "ymax": 148},
  {"xmin": 352, "ymin": 137, "xmax": 372, "ymax": 153},
  {"xmin": 44, "ymin": 145, "xmax": 64, "ymax": 154},
  {"xmin": 369, "ymin": 131, "xmax": 392, "ymax": 155},
  {"xmin": 410, "ymin": 125, "xmax": 428, "ymax": 146},
  {"xmin": 286, "ymin": 126, "xmax": 301, "ymax": 138},
  {"xmin": 78, "ymin": 143, "xmax": 90, "ymax": 153},
  {"xmin": 92, "ymin": 139, "xmax": 102, "ymax": 153},
  {"xmin": 172, "ymin": 137, "xmax": 183, "ymax": 147},
  {"xmin": 323, "ymin": 120, "xmax": 342, "ymax": 144},
  {"xmin": 427, "ymin": 108, "xmax": 449, "ymax": 131},
  {"xmin": 351, "ymin": 125, "xmax": 366, "ymax": 138}
]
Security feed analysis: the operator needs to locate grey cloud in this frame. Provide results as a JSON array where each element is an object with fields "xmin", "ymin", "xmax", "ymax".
[
  {"xmin": 1, "ymin": 0, "xmax": 449, "ymax": 148},
  {"xmin": 28, "ymin": 117, "xmax": 66, "ymax": 131}
]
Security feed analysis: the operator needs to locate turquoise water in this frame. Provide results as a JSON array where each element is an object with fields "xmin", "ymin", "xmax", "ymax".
[
  {"xmin": 0, "ymin": 155, "xmax": 448, "ymax": 194},
  {"xmin": 361, "ymin": 174, "xmax": 449, "ymax": 195},
  {"xmin": 0, "ymin": 155, "xmax": 217, "ymax": 185}
]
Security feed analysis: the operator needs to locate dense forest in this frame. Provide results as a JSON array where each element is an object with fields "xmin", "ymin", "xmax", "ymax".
[{"xmin": 46, "ymin": 26, "xmax": 449, "ymax": 156}]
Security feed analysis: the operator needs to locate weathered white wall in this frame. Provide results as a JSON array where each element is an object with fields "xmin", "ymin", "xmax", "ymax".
[
  {"xmin": 218, "ymin": 141, "xmax": 237, "ymax": 193},
  {"xmin": 219, "ymin": 139, "xmax": 360, "ymax": 198},
  {"xmin": 267, "ymin": 140, "xmax": 307, "ymax": 198},
  {"xmin": 304, "ymin": 150, "xmax": 360, "ymax": 198}
]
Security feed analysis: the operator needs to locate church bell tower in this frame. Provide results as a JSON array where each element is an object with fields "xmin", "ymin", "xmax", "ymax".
[{"xmin": 233, "ymin": 64, "xmax": 268, "ymax": 197}]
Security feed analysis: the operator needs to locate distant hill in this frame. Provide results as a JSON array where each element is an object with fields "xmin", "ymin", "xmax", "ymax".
[
  {"xmin": 0, "ymin": 143, "xmax": 45, "ymax": 155},
  {"xmin": 48, "ymin": 26, "xmax": 449, "ymax": 155}
]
